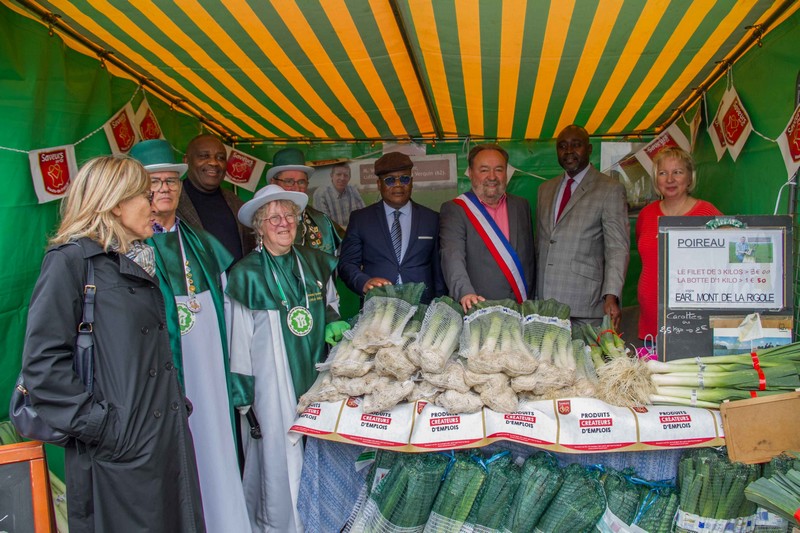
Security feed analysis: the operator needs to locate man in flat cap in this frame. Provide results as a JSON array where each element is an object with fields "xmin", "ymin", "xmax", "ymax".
[
  {"xmin": 439, "ymin": 143, "xmax": 535, "ymax": 312},
  {"xmin": 339, "ymin": 151, "xmax": 446, "ymax": 304},
  {"xmin": 269, "ymin": 147, "xmax": 342, "ymax": 256},
  {"xmin": 177, "ymin": 133, "xmax": 255, "ymax": 264}
]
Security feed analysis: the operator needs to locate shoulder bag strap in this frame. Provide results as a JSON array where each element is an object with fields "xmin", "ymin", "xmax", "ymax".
[{"xmin": 75, "ymin": 255, "xmax": 96, "ymax": 394}]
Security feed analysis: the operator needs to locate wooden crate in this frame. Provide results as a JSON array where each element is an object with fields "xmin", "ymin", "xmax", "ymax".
[{"xmin": 720, "ymin": 390, "xmax": 800, "ymax": 464}]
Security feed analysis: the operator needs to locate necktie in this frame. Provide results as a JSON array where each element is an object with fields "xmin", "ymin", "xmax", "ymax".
[
  {"xmin": 556, "ymin": 177, "xmax": 574, "ymax": 221},
  {"xmin": 391, "ymin": 210, "xmax": 402, "ymax": 283}
]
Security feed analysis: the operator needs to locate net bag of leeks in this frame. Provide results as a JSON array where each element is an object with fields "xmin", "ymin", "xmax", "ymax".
[
  {"xmin": 533, "ymin": 463, "xmax": 606, "ymax": 533},
  {"xmin": 349, "ymin": 452, "xmax": 448, "ymax": 533},
  {"xmin": 674, "ymin": 448, "xmax": 761, "ymax": 533},
  {"xmin": 413, "ymin": 296, "xmax": 463, "ymax": 374},
  {"xmin": 459, "ymin": 299, "xmax": 537, "ymax": 377},
  {"xmin": 423, "ymin": 451, "xmax": 486, "ymax": 533},
  {"xmin": 502, "ymin": 452, "xmax": 564, "ymax": 533},
  {"xmin": 347, "ymin": 282, "xmax": 426, "ymax": 351},
  {"xmin": 745, "ymin": 452, "xmax": 800, "ymax": 533},
  {"xmin": 462, "ymin": 452, "xmax": 521, "ymax": 533}
]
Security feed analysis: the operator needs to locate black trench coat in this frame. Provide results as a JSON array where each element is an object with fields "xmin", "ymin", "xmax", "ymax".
[{"xmin": 22, "ymin": 238, "xmax": 205, "ymax": 533}]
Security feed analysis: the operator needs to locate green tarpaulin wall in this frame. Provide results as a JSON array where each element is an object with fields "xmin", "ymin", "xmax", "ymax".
[{"xmin": 1, "ymin": 5, "xmax": 798, "ymax": 477}]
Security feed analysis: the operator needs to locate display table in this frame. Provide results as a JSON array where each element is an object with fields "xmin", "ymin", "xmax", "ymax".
[{"xmin": 293, "ymin": 397, "xmax": 726, "ymax": 532}]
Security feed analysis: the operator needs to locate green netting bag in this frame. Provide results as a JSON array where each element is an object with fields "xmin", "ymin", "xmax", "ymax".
[
  {"xmin": 350, "ymin": 452, "xmax": 449, "ymax": 532},
  {"xmin": 534, "ymin": 463, "xmax": 606, "ymax": 533},
  {"xmin": 464, "ymin": 452, "xmax": 521, "ymax": 532},
  {"xmin": 424, "ymin": 452, "xmax": 486, "ymax": 533},
  {"xmin": 633, "ymin": 485, "xmax": 680, "ymax": 533},
  {"xmin": 415, "ymin": 296, "xmax": 463, "ymax": 373},
  {"xmin": 503, "ymin": 451, "xmax": 564, "ymax": 532}
]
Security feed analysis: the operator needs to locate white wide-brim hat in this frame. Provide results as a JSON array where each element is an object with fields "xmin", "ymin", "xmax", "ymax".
[{"xmin": 238, "ymin": 184, "xmax": 308, "ymax": 228}]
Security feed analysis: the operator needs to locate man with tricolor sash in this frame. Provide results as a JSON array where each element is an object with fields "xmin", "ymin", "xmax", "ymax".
[{"xmin": 439, "ymin": 144, "xmax": 535, "ymax": 312}]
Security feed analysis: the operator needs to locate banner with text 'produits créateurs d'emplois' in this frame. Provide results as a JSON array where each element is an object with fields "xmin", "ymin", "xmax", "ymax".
[{"xmin": 667, "ymin": 228, "xmax": 784, "ymax": 309}]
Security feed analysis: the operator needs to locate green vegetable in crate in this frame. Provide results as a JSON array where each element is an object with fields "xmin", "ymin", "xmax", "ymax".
[
  {"xmin": 535, "ymin": 463, "xmax": 606, "ymax": 533},
  {"xmin": 504, "ymin": 452, "xmax": 564, "ymax": 532},
  {"xmin": 465, "ymin": 452, "xmax": 521, "ymax": 529},
  {"xmin": 425, "ymin": 452, "xmax": 486, "ymax": 532}
]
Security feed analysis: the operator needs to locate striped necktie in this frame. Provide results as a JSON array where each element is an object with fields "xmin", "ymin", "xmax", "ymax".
[{"xmin": 391, "ymin": 209, "xmax": 402, "ymax": 264}]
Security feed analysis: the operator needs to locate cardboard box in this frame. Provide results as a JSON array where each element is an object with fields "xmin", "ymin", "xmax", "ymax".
[{"xmin": 720, "ymin": 391, "xmax": 800, "ymax": 464}]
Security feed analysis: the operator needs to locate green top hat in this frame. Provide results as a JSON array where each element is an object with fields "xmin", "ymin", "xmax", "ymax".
[
  {"xmin": 129, "ymin": 139, "xmax": 188, "ymax": 175},
  {"xmin": 266, "ymin": 148, "xmax": 314, "ymax": 182}
]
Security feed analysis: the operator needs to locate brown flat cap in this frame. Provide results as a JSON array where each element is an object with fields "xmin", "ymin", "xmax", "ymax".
[{"xmin": 374, "ymin": 152, "xmax": 413, "ymax": 176}]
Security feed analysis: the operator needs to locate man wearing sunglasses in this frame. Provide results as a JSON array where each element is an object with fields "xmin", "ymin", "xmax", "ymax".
[
  {"xmin": 268, "ymin": 147, "xmax": 343, "ymax": 256},
  {"xmin": 339, "ymin": 152, "xmax": 446, "ymax": 304}
]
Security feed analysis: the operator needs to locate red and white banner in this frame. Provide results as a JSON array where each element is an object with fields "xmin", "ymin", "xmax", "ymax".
[
  {"xmin": 634, "ymin": 122, "xmax": 691, "ymax": 176},
  {"xmin": 224, "ymin": 145, "xmax": 266, "ymax": 192},
  {"xmin": 134, "ymin": 97, "xmax": 165, "ymax": 141},
  {"xmin": 103, "ymin": 102, "xmax": 140, "ymax": 154},
  {"xmin": 718, "ymin": 86, "xmax": 752, "ymax": 162},
  {"xmin": 777, "ymin": 102, "xmax": 800, "ymax": 180},
  {"xmin": 28, "ymin": 144, "xmax": 78, "ymax": 204}
]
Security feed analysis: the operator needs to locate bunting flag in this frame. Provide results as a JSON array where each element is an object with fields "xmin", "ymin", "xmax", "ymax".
[
  {"xmin": 777, "ymin": 102, "xmax": 800, "ymax": 179},
  {"xmin": 718, "ymin": 86, "xmax": 752, "ymax": 162},
  {"xmin": 103, "ymin": 102, "xmax": 140, "ymax": 154},
  {"xmin": 688, "ymin": 104, "xmax": 702, "ymax": 151},
  {"xmin": 633, "ymin": 122, "xmax": 691, "ymax": 176},
  {"xmin": 28, "ymin": 144, "xmax": 78, "ymax": 204},
  {"xmin": 135, "ymin": 96, "xmax": 165, "ymax": 141},
  {"xmin": 707, "ymin": 88, "xmax": 729, "ymax": 161},
  {"xmin": 224, "ymin": 145, "xmax": 267, "ymax": 192}
]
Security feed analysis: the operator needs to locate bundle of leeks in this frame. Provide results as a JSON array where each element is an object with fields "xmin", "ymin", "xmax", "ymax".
[{"xmin": 647, "ymin": 342, "xmax": 800, "ymax": 408}]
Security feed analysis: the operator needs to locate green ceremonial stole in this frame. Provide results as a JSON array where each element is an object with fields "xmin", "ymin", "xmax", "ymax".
[
  {"xmin": 147, "ymin": 224, "xmax": 232, "ymax": 390},
  {"xmin": 226, "ymin": 246, "xmax": 337, "ymax": 400},
  {"xmin": 297, "ymin": 205, "xmax": 343, "ymax": 256}
]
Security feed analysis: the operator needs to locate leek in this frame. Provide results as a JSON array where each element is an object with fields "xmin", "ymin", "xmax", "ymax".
[{"xmin": 745, "ymin": 468, "xmax": 800, "ymax": 525}]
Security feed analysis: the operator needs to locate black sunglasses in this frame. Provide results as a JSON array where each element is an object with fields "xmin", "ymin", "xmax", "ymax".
[{"xmin": 380, "ymin": 175, "xmax": 412, "ymax": 187}]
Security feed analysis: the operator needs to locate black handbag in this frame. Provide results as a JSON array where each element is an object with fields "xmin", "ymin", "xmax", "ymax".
[{"xmin": 9, "ymin": 253, "xmax": 95, "ymax": 445}]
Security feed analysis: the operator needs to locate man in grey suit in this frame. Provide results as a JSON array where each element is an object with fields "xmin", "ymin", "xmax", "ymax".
[
  {"xmin": 177, "ymin": 134, "xmax": 255, "ymax": 263},
  {"xmin": 535, "ymin": 125, "xmax": 629, "ymax": 329},
  {"xmin": 440, "ymin": 144, "xmax": 535, "ymax": 312}
]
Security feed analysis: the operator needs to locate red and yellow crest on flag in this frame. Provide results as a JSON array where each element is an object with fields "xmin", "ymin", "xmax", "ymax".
[
  {"xmin": 777, "ymin": 103, "xmax": 800, "ymax": 179},
  {"xmin": 224, "ymin": 145, "xmax": 266, "ymax": 192},
  {"xmin": 557, "ymin": 400, "xmax": 571, "ymax": 415},
  {"xmin": 28, "ymin": 145, "xmax": 79, "ymax": 204},
  {"xmin": 135, "ymin": 98, "xmax": 164, "ymax": 141},
  {"xmin": 103, "ymin": 102, "xmax": 140, "ymax": 154},
  {"xmin": 717, "ymin": 87, "xmax": 752, "ymax": 162}
]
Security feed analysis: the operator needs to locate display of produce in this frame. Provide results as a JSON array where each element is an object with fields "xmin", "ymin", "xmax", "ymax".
[{"xmin": 745, "ymin": 452, "xmax": 800, "ymax": 530}]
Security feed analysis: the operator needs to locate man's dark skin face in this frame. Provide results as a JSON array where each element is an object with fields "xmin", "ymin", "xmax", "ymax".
[
  {"xmin": 378, "ymin": 169, "xmax": 413, "ymax": 209},
  {"xmin": 184, "ymin": 135, "xmax": 227, "ymax": 192},
  {"xmin": 556, "ymin": 125, "xmax": 592, "ymax": 177}
]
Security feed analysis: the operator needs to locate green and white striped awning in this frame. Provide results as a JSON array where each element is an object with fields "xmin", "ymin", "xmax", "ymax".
[{"xmin": 8, "ymin": 0, "xmax": 799, "ymax": 142}]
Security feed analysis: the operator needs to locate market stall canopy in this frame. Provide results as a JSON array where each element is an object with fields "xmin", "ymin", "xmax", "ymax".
[{"xmin": 9, "ymin": 0, "xmax": 800, "ymax": 142}]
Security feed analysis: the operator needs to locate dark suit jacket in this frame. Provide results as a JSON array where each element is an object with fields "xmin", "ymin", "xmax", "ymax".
[
  {"xmin": 439, "ymin": 193, "xmax": 535, "ymax": 301},
  {"xmin": 535, "ymin": 164, "xmax": 629, "ymax": 318},
  {"xmin": 176, "ymin": 186, "xmax": 255, "ymax": 259},
  {"xmin": 338, "ymin": 201, "xmax": 446, "ymax": 304}
]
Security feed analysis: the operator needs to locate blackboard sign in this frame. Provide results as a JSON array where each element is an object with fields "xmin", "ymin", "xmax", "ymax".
[
  {"xmin": 0, "ymin": 442, "xmax": 54, "ymax": 532},
  {"xmin": 657, "ymin": 215, "xmax": 793, "ymax": 361}
]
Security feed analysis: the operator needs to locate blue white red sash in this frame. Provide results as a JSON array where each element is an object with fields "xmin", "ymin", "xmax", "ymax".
[{"xmin": 452, "ymin": 191, "xmax": 528, "ymax": 302}]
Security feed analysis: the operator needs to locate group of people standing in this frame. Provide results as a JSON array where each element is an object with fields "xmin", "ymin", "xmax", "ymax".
[{"xmin": 19, "ymin": 123, "xmax": 718, "ymax": 532}]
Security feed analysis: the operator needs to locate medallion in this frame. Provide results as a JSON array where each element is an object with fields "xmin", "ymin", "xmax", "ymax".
[
  {"xmin": 287, "ymin": 306, "xmax": 313, "ymax": 337},
  {"xmin": 177, "ymin": 302, "xmax": 196, "ymax": 336}
]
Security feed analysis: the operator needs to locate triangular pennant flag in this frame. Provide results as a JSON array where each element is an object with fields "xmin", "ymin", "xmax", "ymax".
[
  {"xmin": 135, "ymin": 96, "xmax": 165, "ymax": 141},
  {"xmin": 224, "ymin": 145, "xmax": 266, "ymax": 192},
  {"xmin": 688, "ymin": 104, "xmax": 702, "ymax": 151},
  {"xmin": 707, "ymin": 89, "xmax": 729, "ymax": 161},
  {"xmin": 719, "ymin": 86, "xmax": 752, "ymax": 162},
  {"xmin": 777, "ymin": 102, "xmax": 800, "ymax": 180},
  {"xmin": 633, "ymin": 122, "xmax": 691, "ymax": 176},
  {"xmin": 103, "ymin": 102, "xmax": 140, "ymax": 154},
  {"xmin": 28, "ymin": 145, "xmax": 78, "ymax": 204}
]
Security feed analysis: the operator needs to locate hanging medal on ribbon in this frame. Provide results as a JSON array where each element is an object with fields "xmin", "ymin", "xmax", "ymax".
[
  {"xmin": 176, "ymin": 229, "xmax": 201, "ymax": 336},
  {"xmin": 269, "ymin": 251, "xmax": 314, "ymax": 337}
]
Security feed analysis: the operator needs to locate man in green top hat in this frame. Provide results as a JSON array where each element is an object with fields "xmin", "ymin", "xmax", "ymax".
[
  {"xmin": 268, "ymin": 147, "xmax": 343, "ymax": 256},
  {"xmin": 129, "ymin": 139, "xmax": 250, "ymax": 533}
]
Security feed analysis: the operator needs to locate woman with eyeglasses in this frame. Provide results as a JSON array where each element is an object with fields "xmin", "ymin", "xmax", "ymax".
[
  {"xmin": 21, "ymin": 155, "xmax": 206, "ymax": 532},
  {"xmin": 226, "ymin": 184, "xmax": 350, "ymax": 532},
  {"xmin": 128, "ymin": 140, "xmax": 251, "ymax": 532}
]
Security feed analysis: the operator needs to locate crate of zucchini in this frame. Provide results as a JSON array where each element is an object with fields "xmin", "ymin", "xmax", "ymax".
[
  {"xmin": 344, "ymin": 447, "xmax": 800, "ymax": 533},
  {"xmin": 301, "ymin": 283, "xmax": 800, "ymax": 417}
]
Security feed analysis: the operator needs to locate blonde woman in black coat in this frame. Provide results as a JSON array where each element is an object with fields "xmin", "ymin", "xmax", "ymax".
[{"xmin": 21, "ymin": 155, "xmax": 205, "ymax": 533}]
